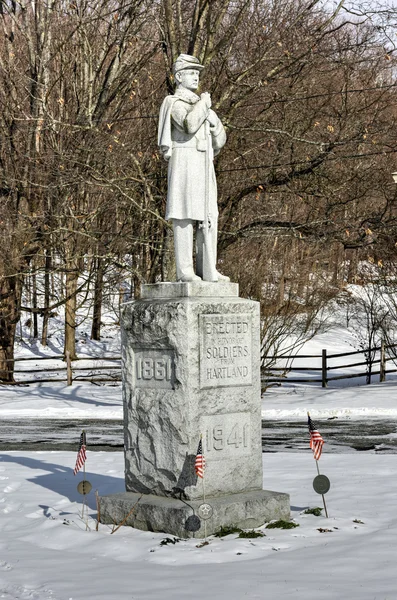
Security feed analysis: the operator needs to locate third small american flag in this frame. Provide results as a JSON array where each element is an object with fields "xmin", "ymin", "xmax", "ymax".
[
  {"xmin": 308, "ymin": 414, "xmax": 324, "ymax": 460},
  {"xmin": 73, "ymin": 430, "xmax": 87, "ymax": 475},
  {"xmin": 195, "ymin": 438, "xmax": 206, "ymax": 478}
]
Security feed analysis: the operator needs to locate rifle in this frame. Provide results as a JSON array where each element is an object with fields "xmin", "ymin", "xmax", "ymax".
[{"xmin": 197, "ymin": 119, "xmax": 218, "ymax": 281}]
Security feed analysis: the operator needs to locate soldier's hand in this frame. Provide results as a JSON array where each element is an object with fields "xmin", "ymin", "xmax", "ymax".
[
  {"xmin": 207, "ymin": 109, "xmax": 217, "ymax": 127},
  {"xmin": 200, "ymin": 92, "xmax": 211, "ymax": 109}
]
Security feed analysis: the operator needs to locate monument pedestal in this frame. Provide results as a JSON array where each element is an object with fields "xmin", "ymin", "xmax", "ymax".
[
  {"xmin": 99, "ymin": 282, "xmax": 289, "ymax": 537},
  {"xmin": 99, "ymin": 489, "xmax": 289, "ymax": 539}
]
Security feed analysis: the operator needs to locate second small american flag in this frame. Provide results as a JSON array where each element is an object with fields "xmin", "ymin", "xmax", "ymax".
[
  {"xmin": 308, "ymin": 415, "xmax": 324, "ymax": 460},
  {"xmin": 73, "ymin": 430, "xmax": 87, "ymax": 475},
  {"xmin": 195, "ymin": 438, "xmax": 206, "ymax": 478}
]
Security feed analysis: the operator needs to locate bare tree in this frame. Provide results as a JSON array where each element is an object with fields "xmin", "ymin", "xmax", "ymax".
[{"xmin": 2, "ymin": 0, "xmax": 397, "ymax": 381}]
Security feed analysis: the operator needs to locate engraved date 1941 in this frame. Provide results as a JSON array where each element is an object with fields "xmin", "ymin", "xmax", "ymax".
[{"xmin": 205, "ymin": 421, "xmax": 250, "ymax": 454}]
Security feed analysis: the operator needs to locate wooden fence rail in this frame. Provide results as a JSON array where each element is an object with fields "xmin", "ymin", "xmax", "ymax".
[
  {"xmin": 2, "ymin": 340, "xmax": 397, "ymax": 387},
  {"xmin": 263, "ymin": 340, "xmax": 397, "ymax": 387},
  {"xmin": 0, "ymin": 354, "xmax": 122, "ymax": 385}
]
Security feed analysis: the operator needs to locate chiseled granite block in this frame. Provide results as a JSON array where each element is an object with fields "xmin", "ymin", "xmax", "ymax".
[
  {"xmin": 141, "ymin": 281, "xmax": 239, "ymax": 299},
  {"xmin": 99, "ymin": 489, "xmax": 290, "ymax": 539},
  {"xmin": 99, "ymin": 282, "xmax": 290, "ymax": 535},
  {"xmin": 120, "ymin": 292, "xmax": 262, "ymax": 500}
]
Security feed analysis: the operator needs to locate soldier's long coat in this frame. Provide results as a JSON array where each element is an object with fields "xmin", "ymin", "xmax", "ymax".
[{"xmin": 158, "ymin": 87, "xmax": 226, "ymax": 222}]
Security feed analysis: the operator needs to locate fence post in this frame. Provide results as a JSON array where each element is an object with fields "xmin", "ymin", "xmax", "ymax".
[
  {"xmin": 66, "ymin": 351, "xmax": 73, "ymax": 386},
  {"xmin": 380, "ymin": 340, "xmax": 386, "ymax": 383},
  {"xmin": 322, "ymin": 349, "xmax": 328, "ymax": 388}
]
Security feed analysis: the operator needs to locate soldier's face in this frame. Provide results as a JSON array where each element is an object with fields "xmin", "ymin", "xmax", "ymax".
[{"xmin": 177, "ymin": 69, "xmax": 200, "ymax": 91}]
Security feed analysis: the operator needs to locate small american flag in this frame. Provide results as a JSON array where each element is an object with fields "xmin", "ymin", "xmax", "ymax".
[
  {"xmin": 73, "ymin": 430, "xmax": 87, "ymax": 475},
  {"xmin": 195, "ymin": 438, "xmax": 206, "ymax": 479},
  {"xmin": 308, "ymin": 414, "xmax": 324, "ymax": 460}
]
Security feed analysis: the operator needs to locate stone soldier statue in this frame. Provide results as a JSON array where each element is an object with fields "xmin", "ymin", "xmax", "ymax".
[{"xmin": 158, "ymin": 54, "xmax": 229, "ymax": 282}]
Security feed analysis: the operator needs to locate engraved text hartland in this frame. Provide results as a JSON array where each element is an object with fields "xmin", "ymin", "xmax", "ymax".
[{"xmin": 200, "ymin": 314, "xmax": 252, "ymax": 388}]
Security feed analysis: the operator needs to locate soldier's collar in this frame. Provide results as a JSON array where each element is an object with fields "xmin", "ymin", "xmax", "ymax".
[{"xmin": 174, "ymin": 87, "xmax": 200, "ymax": 104}]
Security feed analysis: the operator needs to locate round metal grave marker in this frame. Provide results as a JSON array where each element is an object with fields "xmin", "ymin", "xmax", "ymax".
[
  {"xmin": 77, "ymin": 480, "xmax": 92, "ymax": 495},
  {"xmin": 198, "ymin": 503, "xmax": 213, "ymax": 520},
  {"xmin": 185, "ymin": 515, "xmax": 201, "ymax": 532},
  {"xmin": 313, "ymin": 474, "xmax": 330, "ymax": 495}
]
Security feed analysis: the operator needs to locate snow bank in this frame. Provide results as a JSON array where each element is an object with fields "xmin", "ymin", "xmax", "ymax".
[{"xmin": 0, "ymin": 451, "xmax": 394, "ymax": 599}]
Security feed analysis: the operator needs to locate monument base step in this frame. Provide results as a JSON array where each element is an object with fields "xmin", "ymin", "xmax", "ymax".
[
  {"xmin": 99, "ymin": 489, "xmax": 290, "ymax": 538},
  {"xmin": 140, "ymin": 280, "xmax": 239, "ymax": 299}
]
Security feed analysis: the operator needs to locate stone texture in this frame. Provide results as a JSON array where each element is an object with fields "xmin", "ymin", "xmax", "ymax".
[
  {"xmin": 99, "ymin": 489, "xmax": 290, "ymax": 539},
  {"xmin": 120, "ymin": 288, "xmax": 263, "ymax": 500},
  {"xmin": 141, "ymin": 281, "xmax": 239, "ymax": 300},
  {"xmin": 99, "ymin": 281, "xmax": 290, "ymax": 535}
]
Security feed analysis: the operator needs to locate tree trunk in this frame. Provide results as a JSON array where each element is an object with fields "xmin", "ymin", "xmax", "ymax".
[
  {"xmin": 41, "ymin": 248, "xmax": 51, "ymax": 346},
  {"xmin": 346, "ymin": 248, "xmax": 358, "ymax": 284},
  {"xmin": 32, "ymin": 270, "xmax": 38, "ymax": 338},
  {"xmin": 0, "ymin": 275, "xmax": 22, "ymax": 382},
  {"xmin": 366, "ymin": 345, "xmax": 372, "ymax": 385},
  {"xmin": 64, "ymin": 264, "xmax": 79, "ymax": 361},
  {"xmin": 91, "ymin": 257, "xmax": 104, "ymax": 341}
]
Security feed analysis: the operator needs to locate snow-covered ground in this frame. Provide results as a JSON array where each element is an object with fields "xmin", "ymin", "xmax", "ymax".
[
  {"xmin": 0, "ymin": 446, "xmax": 395, "ymax": 599},
  {"xmin": 1, "ymin": 306, "xmax": 397, "ymax": 599},
  {"xmin": 2, "ymin": 374, "xmax": 397, "ymax": 422},
  {"xmin": 0, "ymin": 383, "xmax": 123, "ymax": 420},
  {"xmin": 1, "ymin": 378, "xmax": 396, "ymax": 599},
  {"xmin": 265, "ymin": 379, "xmax": 397, "ymax": 420}
]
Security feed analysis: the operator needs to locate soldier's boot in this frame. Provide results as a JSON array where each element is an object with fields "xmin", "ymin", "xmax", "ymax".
[
  {"xmin": 197, "ymin": 215, "xmax": 229, "ymax": 282},
  {"xmin": 173, "ymin": 219, "xmax": 201, "ymax": 282}
]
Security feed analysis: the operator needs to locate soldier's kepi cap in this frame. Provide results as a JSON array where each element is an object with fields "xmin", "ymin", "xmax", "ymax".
[{"xmin": 173, "ymin": 54, "xmax": 204, "ymax": 75}]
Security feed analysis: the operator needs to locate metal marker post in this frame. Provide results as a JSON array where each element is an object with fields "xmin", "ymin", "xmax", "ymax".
[
  {"xmin": 76, "ymin": 430, "xmax": 91, "ymax": 529},
  {"xmin": 199, "ymin": 434, "xmax": 207, "ymax": 541},
  {"xmin": 197, "ymin": 434, "xmax": 213, "ymax": 544},
  {"xmin": 308, "ymin": 412, "xmax": 329, "ymax": 518},
  {"xmin": 315, "ymin": 460, "xmax": 329, "ymax": 518},
  {"xmin": 80, "ymin": 458, "xmax": 90, "ymax": 529},
  {"xmin": 82, "ymin": 461, "xmax": 86, "ymax": 520},
  {"xmin": 202, "ymin": 469, "xmax": 207, "ymax": 541}
]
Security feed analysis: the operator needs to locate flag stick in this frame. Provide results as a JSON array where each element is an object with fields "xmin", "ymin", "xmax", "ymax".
[
  {"xmin": 315, "ymin": 445, "xmax": 329, "ymax": 518},
  {"xmin": 201, "ymin": 434, "xmax": 207, "ymax": 541},
  {"xmin": 83, "ymin": 463, "xmax": 88, "ymax": 531},
  {"xmin": 82, "ymin": 436, "xmax": 88, "ymax": 527},
  {"xmin": 82, "ymin": 457, "xmax": 86, "ymax": 520},
  {"xmin": 321, "ymin": 492, "xmax": 329, "ymax": 519},
  {"xmin": 203, "ymin": 478, "xmax": 207, "ymax": 542},
  {"xmin": 308, "ymin": 413, "xmax": 329, "ymax": 518}
]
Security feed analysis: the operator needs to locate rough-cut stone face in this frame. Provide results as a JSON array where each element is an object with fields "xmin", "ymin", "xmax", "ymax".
[
  {"xmin": 100, "ymin": 281, "xmax": 290, "ymax": 536},
  {"xmin": 121, "ymin": 284, "xmax": 263, "ymax": 501},
  {"xmin": 99, "ymin": 489, "xmax": 290, "ymax": 539}
]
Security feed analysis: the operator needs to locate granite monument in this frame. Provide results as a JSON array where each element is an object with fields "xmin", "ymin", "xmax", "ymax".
[{"xmin": 99, "ymin": 55, "xmax": 289, "ymax": 537}]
